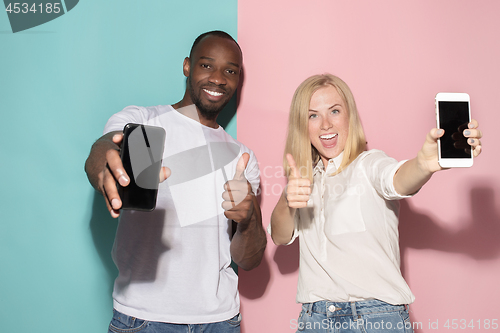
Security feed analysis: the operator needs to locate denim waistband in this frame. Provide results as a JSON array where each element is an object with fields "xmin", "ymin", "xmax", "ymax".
[{"xmin": 302, "ymin": 299, "xmax": 407, "ymax": 317}]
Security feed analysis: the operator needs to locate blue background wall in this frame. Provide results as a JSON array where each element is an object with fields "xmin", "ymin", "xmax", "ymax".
[{"xmin": 0, "ymin": 1, "xmax": 237, "ymax": 331}]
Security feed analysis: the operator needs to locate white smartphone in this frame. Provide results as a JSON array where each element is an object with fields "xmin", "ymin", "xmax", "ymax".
[{"xmin": 435, "ymin": 92, "xmax": 473, "ymax": 168}]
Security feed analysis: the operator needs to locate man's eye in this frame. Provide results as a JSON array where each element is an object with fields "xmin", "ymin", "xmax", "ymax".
[
  {"xmin": 201, "ymin": 64, "xmax": 210, "ymax": 69},
  {"xmin": 227, "ymin": 69, "xmax": 236, "ymax": 75}
]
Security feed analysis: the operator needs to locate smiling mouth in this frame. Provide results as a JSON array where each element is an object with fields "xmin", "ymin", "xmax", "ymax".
[
  {"xmin": 203, "ymin": 88, "xmax": 224, "ymax": 97},
  {"xmin": 320, "ymin": 133, "xmax": 337, "ymax": 140}
]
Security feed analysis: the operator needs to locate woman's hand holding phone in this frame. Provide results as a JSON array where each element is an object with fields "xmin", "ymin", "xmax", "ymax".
[
  {"xmin": 434, "ymin": 92, "xmax": 483, "ymax": 168},
  {"xmin": 464, "ymin": 119, "xmax": 483, "ymax": 157},
  {"xmin": 417, "ymin": 119, "xmax": 483, "ymax": 175}
]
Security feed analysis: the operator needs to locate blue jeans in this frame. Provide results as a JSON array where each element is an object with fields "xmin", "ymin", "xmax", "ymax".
[
  {"xmin": 108, "ymin": 309, "xmax": 241, "ymax": 333},
  {"xmin": 294, "ymin": 300, "xmax": 414, "ymax": 333}
]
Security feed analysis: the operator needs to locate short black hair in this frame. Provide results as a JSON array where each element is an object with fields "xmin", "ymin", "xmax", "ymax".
[{"xmin": 189, "ymin": 30, "xmax": 241, "ymax": 58}]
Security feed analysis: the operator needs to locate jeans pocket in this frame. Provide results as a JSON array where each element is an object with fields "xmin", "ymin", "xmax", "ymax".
[
  {"xmin": 399, "ymin": 308, "xmax": 414, "ymax": 333},
  {"xmin": 225, "ymin": 313, "xmax": 242, "ymax": 327},
  {"xmin": 358, "ymin": 310, "xmax": 412, "ymax": 333},
  {"xmin": 108, "ymin": 310, "xmax": 149, "ymax": 333},
  {"xmin": 296, "ymin": 310, "xmax": 306, "ymax": 332}
]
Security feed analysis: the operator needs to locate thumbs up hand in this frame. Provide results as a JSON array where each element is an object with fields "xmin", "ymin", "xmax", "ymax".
[
  {"xmin": 222, "ymin": 153, "xmax": 254, "ymax": 223},
  {"xmin": 285, "ymin": 154, "xmax": 311, "ymax": 209}
]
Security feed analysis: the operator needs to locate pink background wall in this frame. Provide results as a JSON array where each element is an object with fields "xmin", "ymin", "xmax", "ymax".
[{"xmin": 237, "ymin": 0, "xmax": 500, "ymax": 332}]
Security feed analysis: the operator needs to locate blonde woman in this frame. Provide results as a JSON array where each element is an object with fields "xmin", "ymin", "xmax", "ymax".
[{"xmin": 270, "ymin": 74, "xmax": 482, "ymax": 333}]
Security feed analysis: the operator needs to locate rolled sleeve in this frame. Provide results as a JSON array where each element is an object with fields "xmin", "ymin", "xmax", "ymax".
[
  {"xmin": 267, "ymin": 213, "xmax": 299, "ymax": 246},
  {"xmin": 361, "ymin": 150, "xmax": 414, "ymax": 200}
]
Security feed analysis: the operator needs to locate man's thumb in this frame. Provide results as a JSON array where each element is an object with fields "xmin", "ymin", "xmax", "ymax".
[{"xmin": 233, "ymin": 153, "xmax": 249, "ymax": 180}]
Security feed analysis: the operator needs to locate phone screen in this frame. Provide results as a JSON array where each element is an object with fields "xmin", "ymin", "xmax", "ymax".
[
  {"xmin": 438, "ymin": 101, "xmax": 471, "ymax": 159},
  {"xmin": 119, "ymin": 123, "xmax": 166, "ymax": 211}
]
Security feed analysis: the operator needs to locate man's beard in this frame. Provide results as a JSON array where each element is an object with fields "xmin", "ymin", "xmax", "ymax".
[{"xmin": 188, "ymin": 78, "xmax": 229, "ymax": 121}]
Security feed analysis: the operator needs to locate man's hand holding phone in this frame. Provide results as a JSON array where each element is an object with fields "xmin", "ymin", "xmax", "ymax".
[
  {"xmin": 84, "ymin": 131, "xmax": 128, "ymax": 218},
  {"xmin": 85, "ymin": 128, "xmax": 170, "ymax": 218}
]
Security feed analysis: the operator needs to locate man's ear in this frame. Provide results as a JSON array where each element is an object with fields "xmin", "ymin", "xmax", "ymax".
[{"xmin": 183, "ymin": 57, "xmax": 190, "ymax": 77}]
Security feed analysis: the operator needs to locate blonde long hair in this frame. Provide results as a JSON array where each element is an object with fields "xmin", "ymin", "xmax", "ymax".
[{"xmin": 284, "ymin": 74, "xmax": 366, "ymax": 181}]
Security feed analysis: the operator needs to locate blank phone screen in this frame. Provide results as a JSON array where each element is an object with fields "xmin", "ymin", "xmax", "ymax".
[{"xmin": 438, "ymin": 101, "xmax": 471, "ymax": 159}]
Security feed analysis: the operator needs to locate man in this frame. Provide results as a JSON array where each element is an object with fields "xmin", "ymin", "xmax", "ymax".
[{"xmin": 85, "ymin": 31, "xmax": 267, "ymax": 332}]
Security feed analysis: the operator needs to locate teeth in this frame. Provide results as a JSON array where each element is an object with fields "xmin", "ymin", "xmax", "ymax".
[
  {"xmin": 320, "ymin": 134, "xmax": 337, "ymax": 139},
  {"xmin": 204, "ymin": 89, "xmax": 223, "ymax": 97}
]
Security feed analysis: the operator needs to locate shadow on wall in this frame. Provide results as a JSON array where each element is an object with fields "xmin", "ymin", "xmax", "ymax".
[
  {"xmin": 89, "ymin": 192, "xmax": 119, "ymax": 297},
  {"xmin": 238, "ymin": 184, "xmax": 272, "ymax": 301},
  {"xmin": 239, "ymin": 250, "xmax": 272, "ymax": 300},
  {"xmin": 238, "ymin": 190, "xmax": 270, "ymax": 333},
  {"xmin": 218, "ymin": 91, "xmax": 237, "ymax": 129},
  {"xmin": 399, "ymin": 186, "xmax": 500, "ymax": 261},
  {"xmin": 399, "ymin": 185, "xmax": 500, "ymax": 332}
]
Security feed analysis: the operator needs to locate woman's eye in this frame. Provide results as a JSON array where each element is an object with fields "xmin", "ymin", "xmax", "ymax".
[
  {"xmin": 332, "ymin": 109, "xmax": 339, "ymax": 114},
  {"xmin": 309, "ymin": 114, "xmax": 317, "ymax": 119}
]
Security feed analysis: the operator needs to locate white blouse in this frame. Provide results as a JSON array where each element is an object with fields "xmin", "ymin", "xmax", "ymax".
[{"xmin": 290, "ymin": 149, "xmax": 415, "ymax": 305}]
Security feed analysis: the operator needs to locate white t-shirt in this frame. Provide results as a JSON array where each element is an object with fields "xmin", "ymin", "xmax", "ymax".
[
  {"xmin": 283, "ymin": 150, "xmax": 415, "ymax": 305},
  {"xmin": 103, "ymin": 105, "xmax": 260, "ymax": 324}
]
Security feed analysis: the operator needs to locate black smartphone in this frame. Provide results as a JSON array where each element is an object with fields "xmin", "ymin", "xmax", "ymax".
[{"xmin": 118, "ymin": 123, "xmax": 166, "ymax": 211}]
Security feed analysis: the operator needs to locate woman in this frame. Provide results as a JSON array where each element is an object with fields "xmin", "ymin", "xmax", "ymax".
[{"xmin": 270, "ymin": 74, "xmax": 482, "ymax": 332}]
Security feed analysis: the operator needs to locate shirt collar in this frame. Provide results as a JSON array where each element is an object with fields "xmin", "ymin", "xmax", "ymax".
[{"xmin": 313, "ymin": 152, "xmax": 344, "ymax": 176}]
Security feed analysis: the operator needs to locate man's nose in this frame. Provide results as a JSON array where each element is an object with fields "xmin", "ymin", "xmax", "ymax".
[{"xmin": 208, "ymin": 69, "xmax": 226, "ymax": 85}]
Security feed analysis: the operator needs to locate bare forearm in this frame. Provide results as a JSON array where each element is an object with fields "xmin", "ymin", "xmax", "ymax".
[
  {"xmin": 270, "ymin": 192, "xmax": 296, "ymax": 245},
  {"xmin": 394, "ymin": 154, "xmax": 434, "ymax": 196},
  {"xmin": 230, "ymin": 196, "xmax": 266, "ymax": 271}
]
